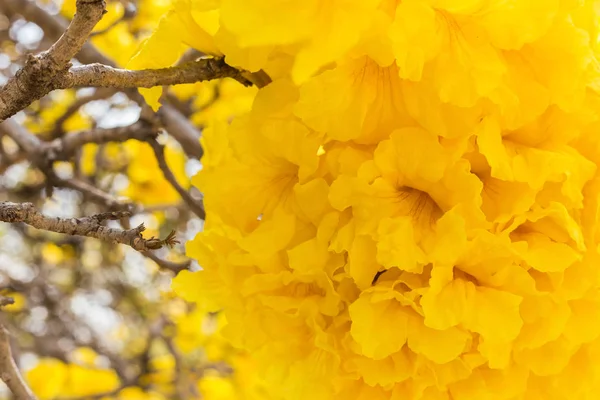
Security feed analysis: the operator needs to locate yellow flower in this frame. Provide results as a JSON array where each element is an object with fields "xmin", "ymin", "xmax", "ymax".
[
  {"xmin": 220, "ymin": 0, "xmax": 383, "ymax": 82},
  {"xmin": 127, "ymin": 0, "xmax": 221, "ymax": 110},
  {"xmin": 193, "ymin": 79, "xmax": 322, "ymax": 231},
  {"xmin": 161, "ymin": 0, "xmax": 600, "ymax": 399},
  {"xmin": 294, "ymin": 58, "xmax": 413, "ymax": 144}
]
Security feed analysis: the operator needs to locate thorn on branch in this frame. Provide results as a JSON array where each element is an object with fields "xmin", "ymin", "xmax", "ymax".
[
  {"xmin": 139, "ymin": 230, "xmax": 179, "ymax": 250},
  {"xmin": 163, "ymin": 230, "xmax": 179, "ymax": 248}
]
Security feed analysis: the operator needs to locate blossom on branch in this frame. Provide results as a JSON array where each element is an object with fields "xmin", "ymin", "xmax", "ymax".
[{"xmin": 165, "ymin": 0, "xmax": 600, "ymax": 399}]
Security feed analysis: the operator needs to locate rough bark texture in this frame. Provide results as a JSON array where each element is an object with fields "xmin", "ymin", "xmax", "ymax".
[
  {"xmin": 0, "ymin": 0, "xmax": 204, "ymax": 159},
  {"xmin": 0, "ymin": 202, "xmax": 178, "ymax": 252},
  {"xmin": 54, "ymin": 59, "xmax": 251, "ymax": 89},
  {"xmin": 0, "ymin": 0, "xmax": 107, "ymax": 122}
]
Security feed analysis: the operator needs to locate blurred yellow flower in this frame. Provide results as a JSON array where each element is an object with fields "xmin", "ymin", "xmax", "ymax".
[
  {"xmin": 27, "ymin": 358, "xmax": 120, "ymax": 399},
  {"xmin": 198, "ymin": 375, "xmax": 237, "ymax": 400}
]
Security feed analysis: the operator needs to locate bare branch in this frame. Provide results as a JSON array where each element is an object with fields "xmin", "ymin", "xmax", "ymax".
[
  {"xmin": 0, "ymin": 324, "xmax": 38, "ymax": 400},
  {"xmin": 142, "ymin": 251, "xmax": 190, "ymax": 274},
  {"xmin": 0, "ymin": 0, "xmax": 107, "ymax": 122},
  {"xmin": 0, "ymin": 0, "xmax": 114, "ymax": 67},
  {"xmin": 49, "ymin": 121, "xmax": 157, "ymax": 160},
  {"xmin": 52, "ymin": 58, "xmax": 251, "ymax": 90},
  {"xmin": 149, "ymin": 138, "xmax": 205, "ymax": 219},
  {"xmin": 0, "ymin": 119, "xmax": 139, "ymax": 211},
  {"xmin": 46, "ymin": 0, "xmax": 106, "ymax": 70},
  {"xmin": 0, "ymin": 202, "xmax": 178, "ymax": 252},
  {"xmin": 0, "ymin": 0, "xmax": 206, "ymax": 159},
  {"xmin": 163, "ymin": 335, "xmax": 188, "ymax": 399},
  {"xmin": 1, "ymin": 117, "xmax": 156, "ymax": 167},
  {"xmin": 53, "ymin": 174, "xmax": 134, "ymax": 210},
  {"xmin": 0, "ymin": 119, "xmax": 44, "ymax": 155}
]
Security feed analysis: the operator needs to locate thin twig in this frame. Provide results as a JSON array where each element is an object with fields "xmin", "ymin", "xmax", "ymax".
[
  {"xmin": 148, "ymin": 138, "xmax": 205, "ymax": 219},
  {"xmin": 0, "ymin": 324, "xmax": 38, "ymax": 400},
  {"xmin": 0, "ymin": 202, "xmax": 178, "ymax": 252},
  {"xmin": 163, "ymin": 335, "xmax": 187, "ymax": 399},
  {"xmin": 49, "ymin": 121, "xmax": 157, "ymax": 161},
  {"xmin": 142, "ymin": 251, "xmax": 190, "ymax": 274},
  {"xmin": 0, "ymin": 118, "xmax": 44, "ymax": 155},
  {"xmin": 0, "ymin": 119, "xmax": 136, "ymax": 211},
  {"xmin": 54, "ymin": 175, "xmax": 133, "ymax": 210}
]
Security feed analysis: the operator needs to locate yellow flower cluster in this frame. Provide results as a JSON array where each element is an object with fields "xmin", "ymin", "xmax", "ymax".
[{"xmin": 159, "ymin": 0, "xmax": 600, "ymax": 399}]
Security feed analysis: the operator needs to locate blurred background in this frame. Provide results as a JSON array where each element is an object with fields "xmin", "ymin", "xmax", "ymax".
[{"xmin": 0, "ymin": 0, "xmax": 262, "ymax": 398}]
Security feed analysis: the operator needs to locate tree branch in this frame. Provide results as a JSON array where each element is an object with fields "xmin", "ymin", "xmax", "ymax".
[
  {"xmin": 0, "ymin": 324, "xmax": 38, "ymax": 400},
  {"xmin": 0, "ymin": 0, "xmax": 107, "ymax": 122},
  {"xmin": 49, "ymin": 121, "xmax": 157, "ymax": 161},
  {"xmin": 46, "ymin": 0, "xmax": 106, "ymax": 70},
  {"xmin": 0, "ymin": 0, "xmax": 114, "ymax": 67},
  {"xmin": 0, "ymin": 118, "xmax": 44, "ymax": 155},
  {"xmin": 142, "ymin": 251, "xmax": 191, "ymax": 274},
  {"xmin": 0, "ymin": 0, "xmax": 205, "ymax": 159},
  {"xmin": 148, "ymin": 138, "xmax": 205, "ymax": 219},
  {"xmin": 1, "ymin": 118, "xmax": 157, "ymax": 165},
  {"xmin": 0, "ymin": 202, "xmax": 178, "ymax": 252},
  {"xmin": 52, "ymin": 58, "xmax": 251, "ymax": 90},
  {"xmin": 0, "ymin": 119, "xmax": 143, "ymax": 211}
]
